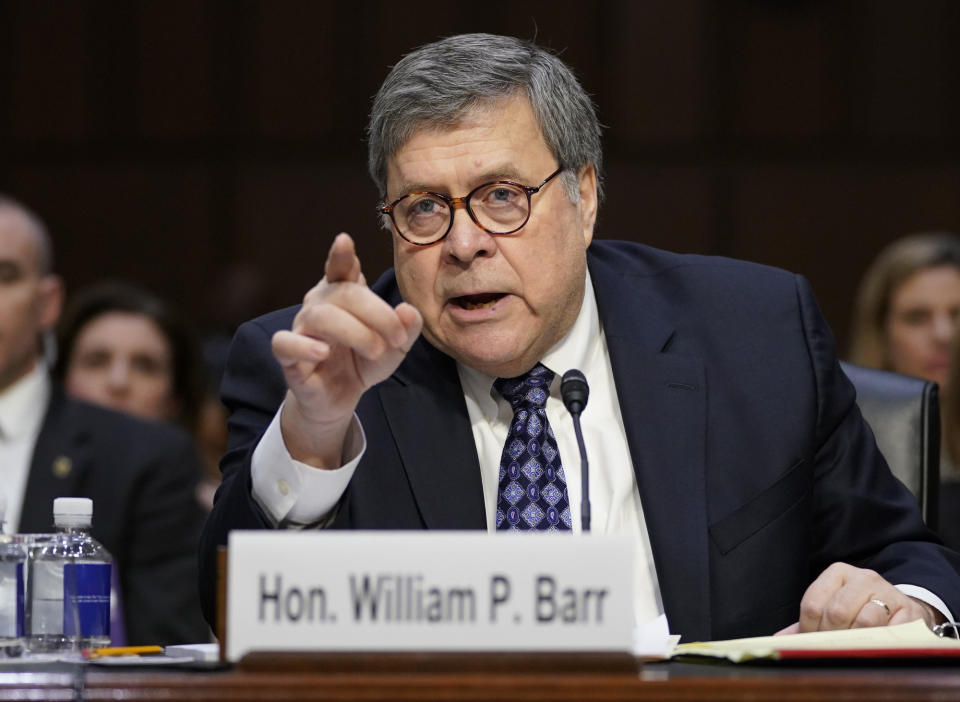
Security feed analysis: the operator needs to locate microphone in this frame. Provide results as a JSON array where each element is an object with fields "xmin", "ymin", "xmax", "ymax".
[
  {"xmin": 561, "ymin": 369, "xmax": 588, "ymax": 414},
  {"xmin": 561, "ymin": 369, "xmax": 591, "ymax": 532}
]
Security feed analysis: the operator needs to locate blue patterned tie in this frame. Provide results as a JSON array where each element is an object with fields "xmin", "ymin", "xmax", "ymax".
[{"xmin": 494, "ymin": 363, "xmax": 572, "ymax": 531}]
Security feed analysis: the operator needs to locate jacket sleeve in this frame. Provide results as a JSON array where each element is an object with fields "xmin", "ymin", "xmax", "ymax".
[{"xmin": 797, "ymin": 274, "xmax": 960, "ymax": 614}]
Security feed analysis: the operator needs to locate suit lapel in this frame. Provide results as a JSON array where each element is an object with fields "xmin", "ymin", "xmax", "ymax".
[
  {"xmin": 377, "ymin": 338, "xmax": 486, "ymax": 529},
  {"xmin": 590, "ymin": 252, "xmax": 712, "ymax": 641},
  {"xmin": 20, "ymin": 388, "xmax": 91, "ymax": 533}
]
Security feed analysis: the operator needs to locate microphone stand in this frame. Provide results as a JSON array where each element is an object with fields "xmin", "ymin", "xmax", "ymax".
[
  {"xmin": 571, "ymin": 409, "xmax": 590, "ymax": 532},
  {"xmin": 561, "ymin": 369, "xmax": 591, "ymax": 533}
]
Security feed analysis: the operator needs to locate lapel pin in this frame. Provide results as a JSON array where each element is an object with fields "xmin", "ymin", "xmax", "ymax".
[{"xmin": 52, "ymin": 455, "xmax": 73, "ymax": 479}]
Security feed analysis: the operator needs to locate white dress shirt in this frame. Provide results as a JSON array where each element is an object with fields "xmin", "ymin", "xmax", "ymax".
[
  {"xmin": 0, "ymin": 364, "xmax": 50, "ymax": 533},
  {"xmin": 455, "ymin": 272, "xmax": 663, "ymax": 626}
]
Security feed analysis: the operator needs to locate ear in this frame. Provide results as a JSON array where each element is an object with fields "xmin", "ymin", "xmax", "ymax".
[
  {"xmin": 37, "ymin": 274, "xmax": 64, "ymax": 333},
  {"xmin": 577, "ymin": 164, "xmax": 598, "ymax": 247}
]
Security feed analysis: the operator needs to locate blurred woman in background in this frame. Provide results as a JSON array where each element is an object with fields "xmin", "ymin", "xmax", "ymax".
[
  {"xmin": 850, "ymin": 232, "xmax": 960, "ymax": 390},
  {"xmin": 55, "ymin": 281, "xmax": 223, "ymax": 509}
]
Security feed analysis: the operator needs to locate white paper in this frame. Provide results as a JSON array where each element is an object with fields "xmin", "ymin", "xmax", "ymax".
[{"xmin": 632, "ymin": 613, "xmax": 679, "ymax": 658}]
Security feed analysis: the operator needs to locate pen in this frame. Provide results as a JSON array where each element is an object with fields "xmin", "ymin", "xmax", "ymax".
[{"xmin": 83, "ymin": 645, "xmax": 164, "ymax": 659}]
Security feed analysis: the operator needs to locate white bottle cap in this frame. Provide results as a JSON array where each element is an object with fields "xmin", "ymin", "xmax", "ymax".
[{"xmin": 54, "ymin": 497, "xmax": 93, "ymax": 527}]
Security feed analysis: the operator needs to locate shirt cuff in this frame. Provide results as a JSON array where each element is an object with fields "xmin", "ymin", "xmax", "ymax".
[
  {"xmin": 251, "ymin": 403, "xmax": 366, "ymax": 526},
  {"xmin": 896, "ymin": 584, "xmax": 954, "ymax": 624}
]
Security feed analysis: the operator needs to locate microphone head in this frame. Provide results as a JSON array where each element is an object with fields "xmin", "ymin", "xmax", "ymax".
[{"xmin": 561, "ymin": 369, "xmax": 589, "ymax": 414}]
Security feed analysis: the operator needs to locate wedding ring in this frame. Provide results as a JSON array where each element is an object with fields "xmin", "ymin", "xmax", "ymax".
[{"xmin": 869, "ymin": 598, "xmax": 891, "ymax": 617}]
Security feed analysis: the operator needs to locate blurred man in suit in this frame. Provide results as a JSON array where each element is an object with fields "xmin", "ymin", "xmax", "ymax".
[
  {"xmin": 200, "ymin": 34, "xmax": 960, "ymax": 640},
  {"xmin": 0, "ymin": 195, "xmax": 208, "ymax": 645}
]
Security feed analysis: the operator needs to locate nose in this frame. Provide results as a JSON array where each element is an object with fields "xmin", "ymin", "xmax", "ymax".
[
  {"xmin": 441, "ymin": 202, "xmax": 497, "ymax": 265},
  {"xmin": 933, "ymin": 313, "xmax": 956, "ymax": 345},
  {"xmin": 106, "ymin": 359, "xmax": 131, "ymax": 394}
]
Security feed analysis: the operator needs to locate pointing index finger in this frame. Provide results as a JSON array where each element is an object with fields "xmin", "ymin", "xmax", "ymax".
[{"xmin": 325, "ymin": 233, "xmax": 363, "ymax": 284}]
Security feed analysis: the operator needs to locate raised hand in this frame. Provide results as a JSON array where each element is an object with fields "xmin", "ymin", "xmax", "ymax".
[{"xmin": 271, "ymin": 233, "xmax": 422, "ymax": 468}]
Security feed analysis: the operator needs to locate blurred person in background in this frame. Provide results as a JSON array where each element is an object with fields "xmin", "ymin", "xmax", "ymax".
[
  {"xmin": 55, "ymin": 281, "xmax": 225, "ymax": 511},
  {"xmin": 849, "ymin": 232, "xmax": 960, "ymax": 390},
  {"xmin": 55, "ymin": 282, "xmax": 204, "ymax": 433},
  {"xmin": 849, "ymin": 232, "xmax": 960, "ymax": 547},
  {"xmin": 0, "ymin": 194, "xmax": 209, "ymax": 645}
]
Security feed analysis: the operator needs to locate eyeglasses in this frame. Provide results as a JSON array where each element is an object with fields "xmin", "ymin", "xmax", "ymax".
[{"xmin": 378, "ymin": 166, "xmax": 564, "ymax": 246}]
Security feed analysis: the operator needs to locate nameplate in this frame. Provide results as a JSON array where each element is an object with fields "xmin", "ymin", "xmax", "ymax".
[{"xmin": 226, "ymin": 531, "xmax": 633, "ymax": 660}]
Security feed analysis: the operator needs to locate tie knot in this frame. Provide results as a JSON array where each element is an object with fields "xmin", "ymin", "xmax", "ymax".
[{"xmin": 494, "ymin": 363, "xmax": 554, "ymax": 410}]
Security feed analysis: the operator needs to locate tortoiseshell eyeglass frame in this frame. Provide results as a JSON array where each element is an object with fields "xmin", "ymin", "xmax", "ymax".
[{"xmin": 377, "ymin": 166, "xmax": 565, "ymax": 246}]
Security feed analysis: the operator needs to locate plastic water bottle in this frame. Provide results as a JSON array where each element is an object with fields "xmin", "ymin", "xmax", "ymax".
[
  {"xmin": 26, "ymin": 498, "xmax": 112, "ymax": 652},
  {"xmin": 0, "ymin": 495, "xmax": 26, "ymax": 657}
]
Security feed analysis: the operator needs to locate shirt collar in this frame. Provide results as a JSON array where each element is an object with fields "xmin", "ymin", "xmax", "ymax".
[
  {"xmin": 457, "ymin": 269, "xmax": 601, "ymax": 417},
  {"xmin": 0, "ymin": 362, "xmax": 51, "ymax": 441}
]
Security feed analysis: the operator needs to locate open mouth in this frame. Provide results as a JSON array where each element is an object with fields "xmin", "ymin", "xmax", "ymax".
[{"xmin": 451, "ymin": 293, "xmax": 506, "ymax": 310}]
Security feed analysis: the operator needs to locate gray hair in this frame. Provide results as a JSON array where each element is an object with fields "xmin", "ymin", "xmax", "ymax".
[
  {"xmin": 0, "ymin": 194, "xmax": 54, "ymax": 274},
  {"xmin": 367, "ymin": 33, "xmax": 603, "ymax": 207}
]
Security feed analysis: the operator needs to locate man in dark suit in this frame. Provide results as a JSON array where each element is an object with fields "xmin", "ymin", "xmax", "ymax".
[
  {"xmin": 0, "ymin": 195, "xmax": 209, "ymax": 645},
  {"xmin": 200, "ymin": 34, "xmax": 960, "ymax": 640}
]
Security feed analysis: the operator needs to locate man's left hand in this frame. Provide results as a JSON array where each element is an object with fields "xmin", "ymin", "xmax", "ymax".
[{"xmin": 775, "ymin": 562, "xmax": 942, "ymax": 635}]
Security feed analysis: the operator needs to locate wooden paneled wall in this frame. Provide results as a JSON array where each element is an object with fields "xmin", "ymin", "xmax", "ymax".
[{"xmin": 2, "ymin": 0, "xmax": 959, "ymax": 348}]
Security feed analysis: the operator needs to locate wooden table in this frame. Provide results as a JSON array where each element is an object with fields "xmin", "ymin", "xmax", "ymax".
[{"xmin": 3, "ymin": 659, "xmax": 960, "ymax": 701}]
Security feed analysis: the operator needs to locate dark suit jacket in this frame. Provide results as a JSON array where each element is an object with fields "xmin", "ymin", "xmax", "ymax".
[
  {"xmin": 200, "ymin": 240, "xmax": 960, "ymax": 640},
  {"xmin": 20, "ymin": 386, "xmax": 210, "ymax": 646}
]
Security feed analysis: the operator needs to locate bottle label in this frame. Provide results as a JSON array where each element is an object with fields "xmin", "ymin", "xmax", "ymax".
[
  {"xmin": 63, "ymin": 563, "xmax": 111, "ymax": 638},
  {"xmin": 17, "ymin": 562, "xmax": 24, "ymax": 637},
  {"xmin": 0, "ymin": 562, "xmax": 24, "ymax": 638}
]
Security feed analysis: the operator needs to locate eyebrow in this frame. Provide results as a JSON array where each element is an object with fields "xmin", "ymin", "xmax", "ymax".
[{"xmin": 392, "ymin": 167, "xmax": 526, "ymax": 200}]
